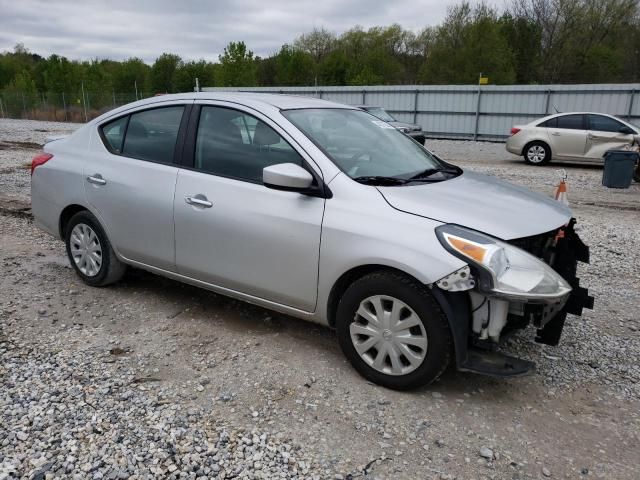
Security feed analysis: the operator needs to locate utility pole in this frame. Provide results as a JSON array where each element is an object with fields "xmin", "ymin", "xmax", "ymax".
[
  {"xmin": 135, "ymin": 80, "xmax": 139, "ymax": 101},
  {"xmin": 195, "ymin": 77, "xmax": 200, "ymax": 92}
]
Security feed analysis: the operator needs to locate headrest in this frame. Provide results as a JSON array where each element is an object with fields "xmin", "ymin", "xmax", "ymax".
[{"xmin": 253, "ymin": 122, "xmax": 281, "ymax": 146}]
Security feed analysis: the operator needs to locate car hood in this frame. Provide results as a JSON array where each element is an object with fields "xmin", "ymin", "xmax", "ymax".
[
  {"xmin": 389, "ymin": 121, "xmax": 422, "ymax": 131},
  {"xmin": 378, "ymin": 171, "xmax": 571, "ymax": 240}
]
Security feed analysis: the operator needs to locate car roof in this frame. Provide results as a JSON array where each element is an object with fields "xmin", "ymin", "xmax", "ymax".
[
  {"xmin": 152, "ymin": 92, "xmax": 352, "ymax": 110},
  {"xmin": 528, "ymin": 111, "xmax": 631, "ymax": 125},
  {"xmin": 90, "ymin": 92, "xmax": 356, "ymax": 125}
]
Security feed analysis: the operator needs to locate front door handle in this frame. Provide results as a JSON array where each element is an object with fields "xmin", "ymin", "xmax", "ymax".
[
  {"xmin": 185, "ymin": 195, "xmax": 213, "ymax": 208},
  {"xmin": 87, "ymin": 174, "xmax": 106, "ymax": 185}
]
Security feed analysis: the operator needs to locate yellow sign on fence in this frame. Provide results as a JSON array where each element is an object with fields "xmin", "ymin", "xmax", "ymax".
[{"xmin": 479, "ymin": 75, "xmax": 489, "ymax": 85}]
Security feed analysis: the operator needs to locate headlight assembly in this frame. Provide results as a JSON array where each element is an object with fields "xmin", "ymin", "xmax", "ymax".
[{"xmin": 435, "ymin": 224, "xmax": 571, "ymax": 303}]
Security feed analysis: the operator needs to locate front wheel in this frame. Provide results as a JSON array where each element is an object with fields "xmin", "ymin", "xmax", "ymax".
[
  {"xmin": 335, "ymin": 271, "xmax": 452, "ymax": 390},
  {"xmin": 524, "ymin": 141, "xmax": 551, "ymax": 165}
]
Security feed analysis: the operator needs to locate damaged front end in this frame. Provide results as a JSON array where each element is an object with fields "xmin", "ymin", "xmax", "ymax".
[{"xmin": 434, "ymin": 219, "xmax": 594, "ymax": 377}]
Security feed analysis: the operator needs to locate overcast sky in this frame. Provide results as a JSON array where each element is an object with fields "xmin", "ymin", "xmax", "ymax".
[{"xmin": 0, "ymin": 0, "xmax": 460, "ymax": 63}]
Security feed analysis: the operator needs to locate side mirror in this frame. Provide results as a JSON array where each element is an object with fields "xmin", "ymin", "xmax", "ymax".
[
  {"xmin": 619, "ymin": 126, "xmax": 635, "ymax": 135},
  {"xmin": 263, "ymin": 163, "xmax": 314, "ymax": 192}
]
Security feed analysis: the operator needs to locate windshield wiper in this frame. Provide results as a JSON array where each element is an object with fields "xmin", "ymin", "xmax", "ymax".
[
  {"xmin": 408, "ymin": 167, "xmax": 460, "ymax": 180},
  {"xmin": 353, "ymin": 175, "xmax": 408, "ymax": 186}
]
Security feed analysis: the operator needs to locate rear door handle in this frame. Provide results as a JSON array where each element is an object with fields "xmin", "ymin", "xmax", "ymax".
[
  {"xmin": 551, "ymin": 132, "xmax": 561, "ymax": 136},
  {"xmin": 185, "ymin": 195, "xmax": 213, "ymax": 208},
  {"xmin": 87, "ymin": 174, "xmax": 106, "ymax": 185}
]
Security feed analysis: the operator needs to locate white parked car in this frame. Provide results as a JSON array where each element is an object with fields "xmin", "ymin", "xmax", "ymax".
[{"xmin": 506, "ymin": 112, "xmax": 638, "ymax": 165}]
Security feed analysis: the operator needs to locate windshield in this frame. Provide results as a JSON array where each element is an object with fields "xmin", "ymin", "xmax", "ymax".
[
  {"xmin": 283, "ymin": 108, "xmax": 453, "ymax": 182},
  {"xmin": 365, "ymin": 107, "xmax": 396, "ymax": 122}
]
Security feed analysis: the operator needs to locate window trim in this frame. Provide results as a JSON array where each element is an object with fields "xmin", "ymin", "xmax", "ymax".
[
  {"xmin": 182, "ymin": 103, "xmax": 331, "ymax": 198},
  {"xmin": 97, "ymin": 104, "xmax": 192, "ymax": 166}
]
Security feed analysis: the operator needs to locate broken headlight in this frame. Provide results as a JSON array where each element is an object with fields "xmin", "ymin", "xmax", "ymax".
[{"xmin": 435, "ymin": 224, "xmax": 571, "ymax": 303}]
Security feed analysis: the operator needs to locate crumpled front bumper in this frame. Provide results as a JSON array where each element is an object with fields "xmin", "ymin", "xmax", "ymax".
[
  {"xmin": 442, "ymin": 219, "xmax": 594, "ymax": 377},
  {"xmin": 533, "ymin": 218, "xmax": 594, "ymax": 345}
]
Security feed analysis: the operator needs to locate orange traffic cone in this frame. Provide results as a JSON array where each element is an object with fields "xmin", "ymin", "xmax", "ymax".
[{"xmin": 554, "ymin": 170, "xmax": 569, "ymax": 206}]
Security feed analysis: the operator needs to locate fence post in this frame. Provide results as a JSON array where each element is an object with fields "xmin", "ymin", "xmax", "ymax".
[
  {"xmin": 62, "ymin": 92, "xmax": 67, "ymax": 122},
  {"xmin": 21, "ymin": 92, "xmax": 26, "ymax": 118},
  {"xmin": 112, "ymin": 89, "xmax": 116, "ymax": 107},
  {"xmin": 627, "ymin": 89, "xmax": 636, "ymax": 120},
  {"xmin": 362, "ymin": 90, "xmax": 366, "ymax": 105},
  {"xmin": 81, "ymin": 81, "xmax": 88, "ymax": 122},
  {"xmin": 0, "ymin": 97, "xmax": 4, "ymax": 118},
  {"xmin": 413, "ymin": 89, "xmax": 419, "ymax": 124},
  {"xmin": 318, "ymin": 89, "xmax": 323, "ymax": 99},
  {"xmin": 545, "ymin": 89, "xmax": 551, "ymax": 114},
  {"xmin": 473, "ymin": 86, "xmax": 482, "ymax": 141}
]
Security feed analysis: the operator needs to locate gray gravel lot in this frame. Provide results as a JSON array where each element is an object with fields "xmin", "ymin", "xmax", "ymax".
[{"xmin": 1, "ymin": 119, "xmax": 639, "ymax": 479}]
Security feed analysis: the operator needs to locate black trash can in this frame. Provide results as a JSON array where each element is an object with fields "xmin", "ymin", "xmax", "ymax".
[{"xmin": 602, "ymin": 150, "xmax": 638, "ymax": 189}]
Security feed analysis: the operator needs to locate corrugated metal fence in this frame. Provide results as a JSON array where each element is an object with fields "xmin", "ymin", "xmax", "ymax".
[{"xmin": 201, "ymin": 84, "xmax": 640, "ymax": 141}]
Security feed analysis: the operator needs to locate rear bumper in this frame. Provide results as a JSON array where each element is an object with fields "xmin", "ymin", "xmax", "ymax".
[{"xmin": 505, "ymin": 139, "xmax": 523, "ymax": 155}]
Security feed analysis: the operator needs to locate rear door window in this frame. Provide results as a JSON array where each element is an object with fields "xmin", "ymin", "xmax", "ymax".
[
  {"xmin": 587, "ymin": 114, "xmax": 625, "ymax": 133},
  {"xmin": 121, "ymin": 106, "xmax": 185, "ymax": 164},
  {"xmin": 556, "ymin": 114, "xmax": 585, "ymax": 130}
]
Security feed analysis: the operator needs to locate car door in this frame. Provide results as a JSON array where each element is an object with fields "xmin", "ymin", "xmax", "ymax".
[
  {"xmin": 585, "ymin": 114, "xmax": 635, "ymax": 160},
  {"xmin": 546, "ymin": 114, "xmax": 588, "ymax": 159},
  {"xmin": 173, "ymin": 103, "xmax": 325, "ymax": 312},
  {"xmin": 85, "ymin": 103, "xmax": 189, "ymax": 271}
]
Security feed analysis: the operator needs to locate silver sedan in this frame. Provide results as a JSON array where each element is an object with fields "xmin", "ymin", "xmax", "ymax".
[{"xmin": 31, "ymin": 93, "xmax": 593, "ymax": 389}]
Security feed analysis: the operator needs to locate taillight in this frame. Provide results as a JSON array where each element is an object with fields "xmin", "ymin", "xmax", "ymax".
[
  {"xmin": 510, "ymin": 127, "xmax": 521, "ymax": 136},
  {"xmin": 31, "ymin": 153, "xmax": 54, "ymax": 175}
]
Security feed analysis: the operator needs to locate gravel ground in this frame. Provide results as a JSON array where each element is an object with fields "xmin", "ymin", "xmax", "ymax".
[{"xmin": 1, "ymin": 119, "xmax": 639, "ymax": 479}]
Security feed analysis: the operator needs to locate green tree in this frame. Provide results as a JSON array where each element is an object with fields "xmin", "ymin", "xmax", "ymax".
[
  {"xmin": 112, "ymin": 58, "xmax": 150, "ymax": 96},
  {"xmin": 273, "ymin": 45, "xmax": 316, "ymax": 85},
  {"xmin": 149, "ymin": 53, "xmax": 182, "ymax": 93},
  {"xmin": 420, "ymin": 2, "xmax": 516, "ymax": 84},
  {"xmin": 218, "ymin": 41, "xmax": 257, "ymax": 87}
]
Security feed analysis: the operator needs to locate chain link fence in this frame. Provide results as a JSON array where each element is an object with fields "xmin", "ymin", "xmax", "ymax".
[{"xmin": 0, "ymin": 91, "xmax": 153, "ymax": 123}]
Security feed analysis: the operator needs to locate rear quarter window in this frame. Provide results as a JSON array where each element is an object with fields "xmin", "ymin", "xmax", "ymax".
[
  {"xmin": 538, "ymin": 117, "xmax": 557, "ymax": 128},
  {"xmin": 100, "ymin": 116, "xmax": 128, "ymax": 153}
]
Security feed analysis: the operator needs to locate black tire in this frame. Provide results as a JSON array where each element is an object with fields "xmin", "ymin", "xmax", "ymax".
[
  {"xmin": 64, "ymin": 210, "xmax": 126, "ymax": 287},
  {"xmin": 335, "ymin": 270, "xmax": 452, "ymax": 390},
  {"xmin": 523, "ymin": 141, "xmax": 551, "ymax": 165}
]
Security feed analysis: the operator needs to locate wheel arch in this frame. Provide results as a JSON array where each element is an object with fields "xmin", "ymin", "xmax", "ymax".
[
  {"xmin": 326, "ymin": 264, "xmax": 472, "ymax": 369},
  {"xmin": 522, "ymin": 139, "xmax": 552, "ymax": 158},
  {"xmin": 59, "ymin": 204, "xmax": 89, "ymax": 238}
]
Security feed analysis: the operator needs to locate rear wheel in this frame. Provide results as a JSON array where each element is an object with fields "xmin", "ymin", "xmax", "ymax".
[
  {"xmin": 335, "ymin": 271, "xmax": 452, "ymax": 390},
  {"xmin": 64, "ymin": 210, "xmax": 126, "ymax": 287},
  {"xmin": 524, "ymin": 141, "xmax": 551, "ymax": 165}
]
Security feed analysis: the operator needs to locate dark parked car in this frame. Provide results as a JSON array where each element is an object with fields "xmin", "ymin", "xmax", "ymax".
[{"xmin": 358, "ymin": 105, "xmax": 426, "ymax": 145}]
